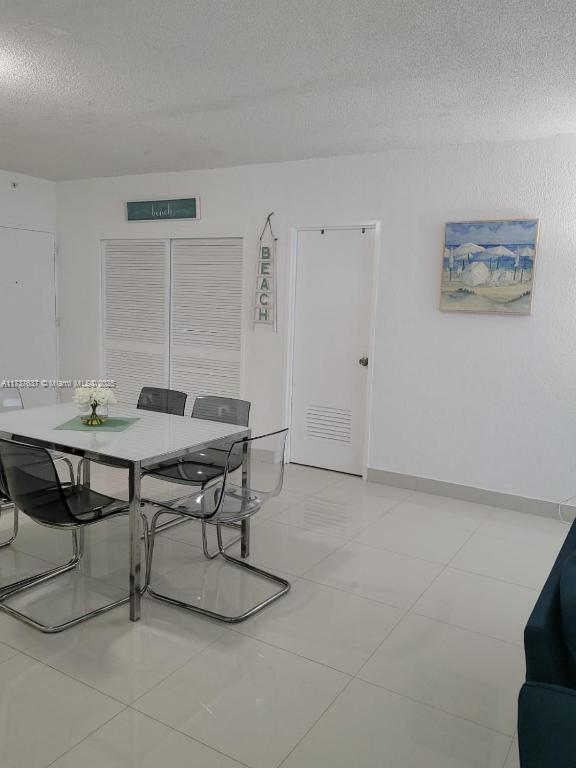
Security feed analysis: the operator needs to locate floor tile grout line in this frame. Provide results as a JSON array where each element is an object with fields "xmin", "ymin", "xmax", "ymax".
[
  {"xmin": 447, "ymin": 563, "xmax": 544, "ymax": 592},
  {"xmin": 349, "ymin": 602, "xmax": 409, "ymax": 674},
  {"xmin": 298, "ymin": 559, "xmax": 441, "ymax": 613},
  {"xmin": 225, "ymin": 616, "xmax": 360, "ymax": 677},
  {"xmin": 125, "ymin": 705, "xmax": 254, "ymax": 768},
  {"xmin": 334, "ymin": 536, "xmax": 467, "ymax": 567},
  {"xmin": 352, "ymin": 676, "xmax": 518, "ymax": 738},
  {"xmin": 264, "ymin": 495, "xmax": 407, "ymax": 543},
  {"xmin": 276, "ymin": 676, "xmax": 357, "ymax": 768},
  {"xmin": 408, "ymin": 609, "xmax": 525, "ymax": 647},
  {"xmin": 268, "ymin": 494, "xmax": 406, "ymax": 524},
  {"xmin": 0, "ymin": 642, "xmax": 20, "ymax": 665},
  {"xmin": 404, "ymin": 505, "xmax": 499, "ymax": 616},
  {"xmin": 501, "ymin": 734, "xmax": 517, "ymax": 768},
  {"xmin": 289, "ymin": 495, "xmax": 419, "ymax": 580},
  {"xmin": 405, "ymin": 513, "xmax": 534, "ymax": 650},
  {"xmin": 347, "ymin": 566, "xmax": 452, "ymax": 677},
  {"xmin": 354, "ymin": 504, "xmax": 496, "ymax": 662},
  {"xmin": 0, "ymin": 606, "xmax": 229, "ymax": 710},
  {"xmin": 291, "ymin": 572, "xmax": 411, "ymax": 611},
  {"xmin": 128, "ymin": 623, "xmax": 231, "ymax": 708},
  {"xmin": 43, "ymin": 704, "xmax": 130, "ymax": 768},
  {"xmin": 405, "ymin": 607, "xmax": 526, "ymax": 648},
  {"xmin": 0, "ymin": 642, "xmax": 133, "ymax": 707}
]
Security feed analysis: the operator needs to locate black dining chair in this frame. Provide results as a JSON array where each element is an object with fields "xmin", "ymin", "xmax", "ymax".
[
  {"xmin": 0, "ymin": 438, "xmax": 148, "ymax": 633},
  {"xmin": 137, "ymin": 386, "xmax": 187, "ymax": 416},
  {"xmin": 142, "ymin": 396, "xmax": 251, "ymax": 557},
  {"xmin": 144, "ymin": 428, "xmax": 289, "ymax": 623},
  {"xmin": 0, "ymin": 387, "xmax": 75, "ymax": 549}
]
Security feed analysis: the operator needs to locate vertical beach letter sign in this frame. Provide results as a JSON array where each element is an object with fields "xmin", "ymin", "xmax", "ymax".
[{"xmin": 253, "ymin": 213, "xmax": 277, "ymax": 329}]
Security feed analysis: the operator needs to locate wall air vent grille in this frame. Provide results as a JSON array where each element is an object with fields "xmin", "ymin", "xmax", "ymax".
[{"xmin": 305, "ymin": 405, "xmax": 352, "ymax": 443}]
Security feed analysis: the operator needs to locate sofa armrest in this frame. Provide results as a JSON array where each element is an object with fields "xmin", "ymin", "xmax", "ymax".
[{"xmin": 519, "ymin": 681, "xmax": 576, "ymax": 767}]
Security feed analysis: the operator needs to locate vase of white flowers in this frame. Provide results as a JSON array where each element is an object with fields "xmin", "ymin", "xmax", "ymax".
[{"xmin": 73, "ymin": 386, "xmax": 116, "ymax": 426}]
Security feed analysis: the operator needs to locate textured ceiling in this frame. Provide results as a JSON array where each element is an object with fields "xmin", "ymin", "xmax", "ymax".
[{"xmin": 0, "ymin": 0, "xmax": 575, "ymax": 179}]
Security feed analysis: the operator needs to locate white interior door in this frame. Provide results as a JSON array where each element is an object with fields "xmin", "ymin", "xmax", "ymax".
[
  {"xmin": 0, "ymin": 227, "xmax": 58, "ymax": 406},
  {"xmin": 290, "ymin": 228, "xmax": 374, "ymax": 474}
]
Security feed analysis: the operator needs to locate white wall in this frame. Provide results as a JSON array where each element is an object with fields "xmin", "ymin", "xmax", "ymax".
[
  {"xmin": 0, "ymin": 170, "xmax": 57, "ymax": 407},
  {"xmin": 0, "ymin": 170, "xmax": 55, "ymax": 233},
  {"xmin": 55, "ymin": 136, "xmax": 576, "ymax": 503}
]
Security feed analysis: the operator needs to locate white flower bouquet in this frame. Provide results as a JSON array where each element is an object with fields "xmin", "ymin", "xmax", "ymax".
[{"xmin": 73, "ymin": 386, "xmax": 116, "ymax": 425}]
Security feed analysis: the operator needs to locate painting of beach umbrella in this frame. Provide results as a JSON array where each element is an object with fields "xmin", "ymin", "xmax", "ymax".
[
  {"xmin": 440, "ymin": 218, "xmax": 539, "ymax": 314},
  {"xmin": 453, "ymin": 242, "xmax": 486, "ymax": 265},
  {"xmin": 517, "ymin": 246, "xmax": 535, "ymax": 281},
  {"xmin": 444, "ymin": 246, "xmax": 455, "ymax": 279},
  {"xmin": 484, "ymin": 245, "xmax": 516, "ymax": 271}
]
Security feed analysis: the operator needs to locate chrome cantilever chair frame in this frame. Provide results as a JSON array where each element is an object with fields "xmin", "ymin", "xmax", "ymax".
[
  {"xmin": 144, "ymin": 429, "xmax": 290, "ymax": 623},
  {"xmin": 0, "ymin": 511, "xmax": 148, "ymax": 633},
  {"xmin": 0, "ymin": 503, "xmax": 18, "ymax": 549},
  {"xmin": 0, "ymin": 439, "xmax": 149, "ymax": 633}
]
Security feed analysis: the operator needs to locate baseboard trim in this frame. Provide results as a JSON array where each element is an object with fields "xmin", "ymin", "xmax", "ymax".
[{"xmin": 366, "ymin": 468, "xmax": 561, "ymax": 519}]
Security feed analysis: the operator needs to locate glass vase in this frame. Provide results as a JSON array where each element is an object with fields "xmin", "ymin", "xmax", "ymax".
[{"xmin": 80, "ymin": 402, "xmax": 108, "ymax": 426}]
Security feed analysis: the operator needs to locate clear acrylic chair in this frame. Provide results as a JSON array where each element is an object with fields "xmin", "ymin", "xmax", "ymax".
[
  {"xmin": 0, "ymin": 438, "xmax": 148, "ymax": 633},
  {"xmin": 143, "ymin": 396, "xmax": 251, "ymax": 556},
  {"xmin": 144, "ymin": 428, "xmax": 290, "ymax": 623},
  {"xmin": 0, "ymin": 388, "xmax": 75, "ymax": 549}
]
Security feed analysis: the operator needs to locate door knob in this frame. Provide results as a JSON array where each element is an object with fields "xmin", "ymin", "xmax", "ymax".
[{"xmin": 358, "ymin": 356, "xmax": 369, "ymax": 367}]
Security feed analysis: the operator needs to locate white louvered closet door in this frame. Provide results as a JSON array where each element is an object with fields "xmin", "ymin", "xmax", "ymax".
[
  {"xmin": 169, "ymin": 238, "xmax": 242, "ymax": 412},
  {"xmin": 102, "ymin": 240, "xmax": 170, "ymax": 406}
]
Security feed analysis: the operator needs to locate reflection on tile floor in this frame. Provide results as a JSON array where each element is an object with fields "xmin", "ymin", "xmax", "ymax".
[{"xmin": 0, "ymin": 462, "xmax": 567, "ymax": 767}]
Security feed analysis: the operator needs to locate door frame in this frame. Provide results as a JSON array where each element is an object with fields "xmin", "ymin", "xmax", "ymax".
[{"xmin": 284, "ymin": 222, "xmax": 382, "ymax": 478}]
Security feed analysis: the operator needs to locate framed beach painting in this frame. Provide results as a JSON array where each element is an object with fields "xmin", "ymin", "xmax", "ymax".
[{"xmin": 440, "ymin": 219, "xmax": 539, "ymax": 314}]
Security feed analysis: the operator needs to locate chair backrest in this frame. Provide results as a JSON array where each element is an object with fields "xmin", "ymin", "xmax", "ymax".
[
  {"xmin": 0, "ymin": 392, "xmax": 24, "ymax": 500},
  {"xmin": 137, "ymin": 387, "xmax": 187, "ymax": 416},
  {"xmin": 201, "ymin": 429, "xmax": 288, "ymax": 518},
  {"xmin": 0, "ymin": 387, "xmax": 24, "ymax": 413},
  {"xmin": 192, "ymin": 396, "xmax": 251, "ymax": 427},
  {"xmin": 0, "ymin": 439, "xmax": 77, "ymax": 526}
]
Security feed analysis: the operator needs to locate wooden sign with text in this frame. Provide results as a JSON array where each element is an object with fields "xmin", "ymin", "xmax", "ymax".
[
  {"xmin": 126, "ymin": 198, "xmax": 199, "ymax": 221},
  {"xmin": 253, "ymin": 214, "xmax": 277, "ymax": 329}
]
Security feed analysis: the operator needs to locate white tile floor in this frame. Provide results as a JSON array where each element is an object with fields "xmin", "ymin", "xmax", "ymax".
[{"xmin": 0, "ymin": 462, "xmax": 567, "ymax": 767}]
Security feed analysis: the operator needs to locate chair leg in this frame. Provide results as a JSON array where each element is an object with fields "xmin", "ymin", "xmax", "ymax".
[
  {"xmin": 0, "ymin": 529, "xmax": 82, "ymax": 602},
  {"xmin": 76, "ymin": 457, "xmax": 87, "ymax": 485},
  {"xmin": 0, "ymin": 504, "xmax": 18, "ymax": 549},
  {"xmin": 0, "ymin": 515, "xmax": 149, "ymax": 633},
  {"xmin": 201, "ymin": 520, "xmax": 243, "ymax": 559},
  {"xmin": 146, "ymin": 511, "xmax": 290, "ymax": 624},
  {"xmin": 55, "ymin": 456, "xmax": 75, "ymax": 487},
  {"xmin": 141, "ymin": 509, "xmax": 189, "ymax": 540}
]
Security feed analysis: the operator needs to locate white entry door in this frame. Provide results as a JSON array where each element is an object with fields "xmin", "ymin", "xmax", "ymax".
[
  {"xmin": 0, "ymin": 227, "xmax": 58, "ymax": 406},
  {"xmin": 290, "ymin": 227, "xmax": 374, "ymax": 475}
]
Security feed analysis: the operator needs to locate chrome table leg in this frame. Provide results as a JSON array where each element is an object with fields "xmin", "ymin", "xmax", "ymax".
[
  {"xmin": 241, "ymin": 440, "xmax": 251, "ymax": 559},
  {"xmin": 129, "ymin": 462, "xmax": 142, "ymax": 621}
]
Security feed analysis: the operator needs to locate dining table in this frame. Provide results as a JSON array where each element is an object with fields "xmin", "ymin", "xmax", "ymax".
[{"xmin": 0, "ymin": 402, "xmax": 251, "ymax": 622}]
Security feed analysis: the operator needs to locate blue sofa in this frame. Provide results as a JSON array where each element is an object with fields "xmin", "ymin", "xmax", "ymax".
[{"xmin": 519, "ymin": 519, "xmax": 576, "ymax": 767}]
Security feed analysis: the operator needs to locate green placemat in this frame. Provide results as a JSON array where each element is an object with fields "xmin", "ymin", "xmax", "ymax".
[{"xmin": 54, "ymin": 416, "xmax": 140, "ymax": 432}]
